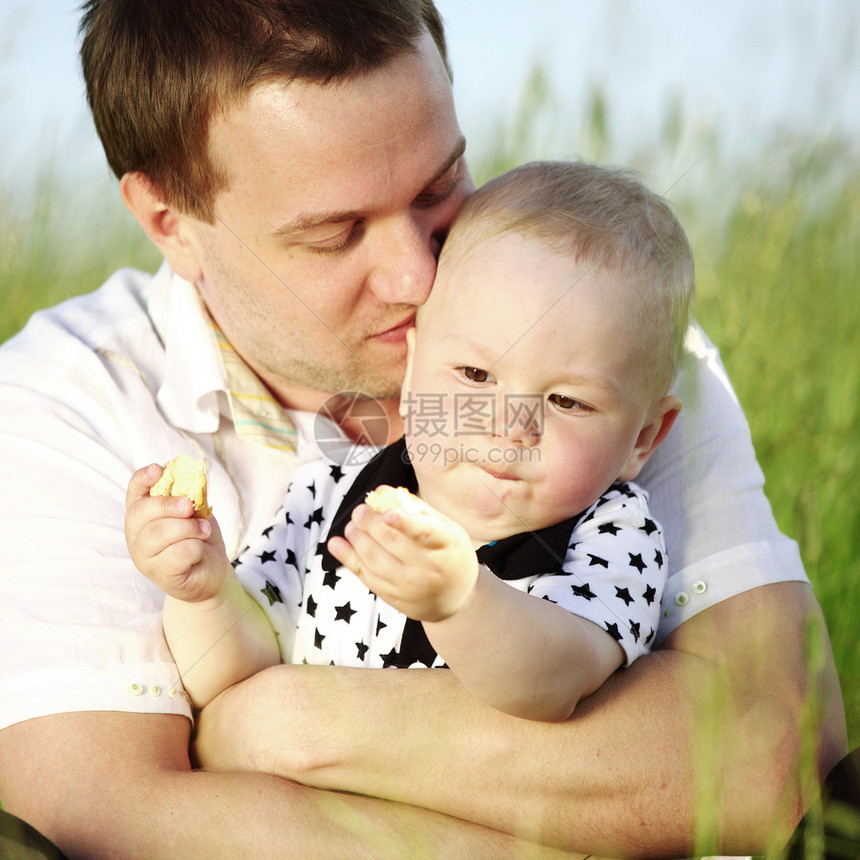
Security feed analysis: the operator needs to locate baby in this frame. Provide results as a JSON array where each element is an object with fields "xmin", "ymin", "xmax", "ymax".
[{"xmin": 126, "ymin": 160, "xmax": 694, "ymax": 722}]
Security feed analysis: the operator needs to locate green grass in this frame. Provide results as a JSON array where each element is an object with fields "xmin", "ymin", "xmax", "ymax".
[
  {"xmin": 699, "ymin": 158, "xmax": 860, "ymax": 750},
  {"xmin": 2, "ymin": 83, "xmax": 859, "ymax": 760},
  {"xmin": 0, "ymin": 164, "xmax": 160, "ymax": 340}
]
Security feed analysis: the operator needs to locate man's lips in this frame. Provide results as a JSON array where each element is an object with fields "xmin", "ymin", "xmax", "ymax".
[{"xmin": 372, "ymin": 316, "xmax": 415, "ymax": 342}]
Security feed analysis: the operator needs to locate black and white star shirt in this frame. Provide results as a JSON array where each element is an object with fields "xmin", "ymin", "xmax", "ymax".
[{"xmin": 233, "ymin": 438, "xmax": 667, "ymax": 670}]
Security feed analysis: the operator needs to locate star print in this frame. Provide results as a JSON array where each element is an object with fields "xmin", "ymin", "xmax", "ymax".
[
  {"xmin": 643, "ymin": 584, "xmax": 657, "ymax": 605},
  {"xmin": 645, "ymin": 628, "xmax": 655, "ymax": 646},
  {"xmin": 381, "ymin": 647, "xmax": 400, "ymax": 668},
  {"xmin": 260, "ymin": 581, "xmax": 283, "ymax": 606},
  {"xmin": 305, "ymin": 594, "xmax": 317, "ymax": 618},
  {"xmin": 615, "ymin": 586, "xmax": 634, "ymax": 606},
  {"xmin": 261, "ymin": 525, "xmax": 275, "ymax": 539},
  {"xmin": 284, "ymin": 511, "xmax": 293, "ymax": 526},
  {"xmin": 323, "ymin": 568, "xmax": 340, "ymax": 590},
  {"xmin": 571, "ymin": 583, "xmax": 597, "ymax": 600},
  {"xmin": 598, "ymin": 522, "xmax": 622, "ymax": 536},
  {"xmin": 257, "ymin": 549, "xmax": 276, "ymax": 565},
  {"xmin": 284, "ymin": 548, "xmax": 298, "ymax": 569},
  {"xmin": 306, "ymin": 481, "xmax": 317, "ymax": 498},
  {"xmin": 628, "ymin": 552, "xmax": 647, "ymax": 573},
  {"xmin": 376, "ymin": 617, "xmax": 387, "ymax": 635},
  {"xmin": 588, "ymin": 554, "xmax": 609, "ymax": 568},
  {"xmin": 640, "ymin": 517, "xmax": 658, "ymax": 536},
  {"xmin": 304, "ymin": 507, "xmax": 324, "ymax": 529},
  {"xmin": 654, "ymin": 549, "xmax": 664, "ymax": 568},
  {"xmin": 605, "ymin": 622, "xmax": 622, "ymax": 641},
  {"xmin": 335, "ymin": 602, "xmax": 357, "ymax": 623},
  {"xmin": 314, "ymin": 628, "xmax": 325, "ymax": 650},
  {"xmin": 568, "ymin": 540, "xmax": 580, "ymax": 552},
  {"xmin": 329, "ymin": 464, "xmax": 345, "ymax": 483},
  {"xmin": 629, "ymin": 620, "xmax": 641, "ymax": 642},
  {"xmin": 355, "ymin": 641, "xmax": 369, "ymax": 660}
]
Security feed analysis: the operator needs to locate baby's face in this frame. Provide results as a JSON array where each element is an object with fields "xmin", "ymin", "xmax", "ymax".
[{"xmin": 403, "ymin": 230, "xmax": 659, "ymax": 544}]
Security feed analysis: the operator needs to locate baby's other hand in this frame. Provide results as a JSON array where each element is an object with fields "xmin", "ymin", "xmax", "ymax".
[
  {"xmin": 328, "ymin": 489, "xmax": 479, "ymax": 622},
  {"xmin": 125, "ymin": 464, "xmax": 229, "ymax": 603}
]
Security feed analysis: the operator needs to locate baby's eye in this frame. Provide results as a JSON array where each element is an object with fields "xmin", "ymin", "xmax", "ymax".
[
  {"xmin": 549, "ymin": 393, "xmax": 586, "ymax": 410},
  {"xmin": 461, "ymin": 367, "xmax": 491, "ymax": 383}
]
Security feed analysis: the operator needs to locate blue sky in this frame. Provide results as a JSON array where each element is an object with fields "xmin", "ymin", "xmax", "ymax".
[{"xmin": 1, "ymin": 0, "xmax": 858, "ymax": 188}]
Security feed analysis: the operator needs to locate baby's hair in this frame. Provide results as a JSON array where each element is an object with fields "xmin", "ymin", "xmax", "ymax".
[{"xmin": 442, "ymin": 161, "xmax": 695, "ymax": 398}]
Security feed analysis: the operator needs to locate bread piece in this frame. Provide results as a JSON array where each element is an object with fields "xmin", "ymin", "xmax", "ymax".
[
  {"xmin": 150, "ymin": 454, "xmax": 212, "ymax": 518},
  {"xmin": 364, "ymin": 485, "xmax": 421, "ymax": 515}
]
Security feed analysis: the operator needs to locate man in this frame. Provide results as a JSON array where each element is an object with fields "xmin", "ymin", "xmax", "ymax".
[{"xmin": 0, "ymin": 1, "xmax": 846, "ymax": 857}]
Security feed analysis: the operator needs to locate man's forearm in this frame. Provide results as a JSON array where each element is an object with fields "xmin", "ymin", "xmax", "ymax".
[
  {"xmin": 0, "ymin": 711, "xmax": 580, "ymax": 860},
  {"xmin": 196, "ymin": 582, "xmax": 847, "ymax": 857}
]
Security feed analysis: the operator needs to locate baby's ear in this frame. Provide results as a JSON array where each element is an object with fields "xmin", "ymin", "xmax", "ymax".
[{"xmin": 619, "ymin": 395, "xmax": 682, "ymax": 481}]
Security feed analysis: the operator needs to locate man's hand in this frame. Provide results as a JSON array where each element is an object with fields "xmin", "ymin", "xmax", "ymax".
[
  {"xmin": 125, "ymin": 463, "xmax": 231, "ymax": 604},
  {"xmin": 327, "ymin": 489, "xmax": 479, "ymax": 622}
]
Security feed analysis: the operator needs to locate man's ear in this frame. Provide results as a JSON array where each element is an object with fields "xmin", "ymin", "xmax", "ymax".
[
  {"xmin": 120, "ymin": 172, "xmax": 203, "ymax": 283},
  {"xmin": 399, "ymin": 326, "xmax": 417, "ymax": 416},
  {"xmin": 619, "ymin": 395, "xmax": 682, "ymax": 481}
]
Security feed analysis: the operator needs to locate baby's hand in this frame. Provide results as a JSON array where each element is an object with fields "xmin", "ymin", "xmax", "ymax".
[
  {"xmin": 125, "ymin": 464, "xmax": 230, "ymax": 604},
  {"xmin": 327, "ymin": 487, "xmax": 479, "ymax": 622}
]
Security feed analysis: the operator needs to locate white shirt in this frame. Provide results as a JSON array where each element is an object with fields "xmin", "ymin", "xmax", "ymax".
[
  {"xmin": 0, "ymin": 262, "xmax": 807, "ymax": 730},
  {"xmin": 0, "ymin": 263, "xmax": 328, "ymax": 728}
]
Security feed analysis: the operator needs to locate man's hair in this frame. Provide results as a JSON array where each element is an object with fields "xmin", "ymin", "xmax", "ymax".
[
  {"xmin": 79, "ymin": 0, "xmax": 449, "ymax": 222},
  {"xmin": 443, "ymin": 161, "xmax": 695, "ymax": 397}
]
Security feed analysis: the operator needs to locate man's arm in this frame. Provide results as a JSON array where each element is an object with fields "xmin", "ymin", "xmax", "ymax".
[
  {"xmin": 195, "ymin": 581, "xmax": 847, "ymax": 857},
  {"xmin": 0, "ymin": 711, "xmax": 580, "ymax": 860}
]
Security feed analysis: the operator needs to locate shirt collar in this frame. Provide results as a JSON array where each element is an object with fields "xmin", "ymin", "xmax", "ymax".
[
  {"xmin": 151, "ymin": 263, "xmax": 296, "ymax": 451},
  {"xmin": 152, "ymin": 263, "xmax": 224, "ymax": 434},
  {"xmin": 321, "ymin": 437, "xmax": 581, "ymax": 580}
]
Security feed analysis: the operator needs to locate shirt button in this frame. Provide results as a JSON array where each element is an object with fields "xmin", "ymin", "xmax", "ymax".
[
  {"xmin": 692, "ymin": 580, "xmax": 707, "ymax": 594},
  {"xmin": 129, "ymin": 683, "xmax": 143, "ymax": 696},
  {"xmin": 149, "ymin": 685, "xmax": 162, "ymax": 697},
  {"xmin": 674, "ymin": 591, "xmax": 690, "ymax": 606}
]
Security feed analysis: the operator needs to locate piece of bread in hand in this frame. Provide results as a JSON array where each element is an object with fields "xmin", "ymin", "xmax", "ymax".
[
  {"xmin": 150, "ymin": 454, "xmax": 212, "ymax": 518},
  {"xmin": 364, "ymin": 485, "xmax": 422, "ymax": 515}
]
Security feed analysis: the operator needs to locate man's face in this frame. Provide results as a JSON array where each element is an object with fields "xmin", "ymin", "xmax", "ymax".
[{"xmin": 183, "ymin": 33, "xmax": 472, "ymax": 411}]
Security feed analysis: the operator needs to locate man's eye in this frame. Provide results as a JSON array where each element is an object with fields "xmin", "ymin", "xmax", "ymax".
[
  {"xmin": 414, "ymin": 163, "xmax": 460, "ymax": 208},
  {"xmin": 305, "ymin": 224, "xmax": 359, "ymax": 255},
  {"xmin": 549, "ymin": 393, "xmax": 586, "ymax": 410},
  {"xmin": 461, "ymin": 367, "xmax": 491, "ymax": 383}
]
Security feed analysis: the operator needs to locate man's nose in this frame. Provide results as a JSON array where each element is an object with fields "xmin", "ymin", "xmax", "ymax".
[{"xmin": 366, "ymin": 212, "xmax": 443, "ymax": 306}]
